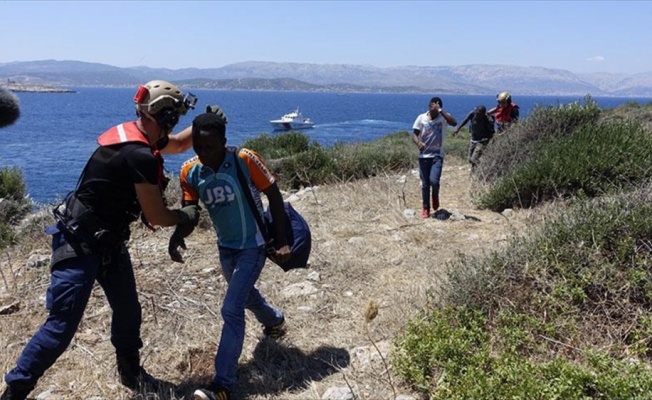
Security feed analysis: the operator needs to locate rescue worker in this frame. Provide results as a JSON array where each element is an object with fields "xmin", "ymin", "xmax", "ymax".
[
  {"xmin": 487, "ymin": 91, "xmax": 519, "ymax": 133},
  {"xmin": 1, "ymin": 80, "xmax": 215, "ymax": 400}
]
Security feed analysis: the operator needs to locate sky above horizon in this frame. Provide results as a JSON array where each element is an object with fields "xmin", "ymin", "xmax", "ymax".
[{"xmin": 1, "ymin": 1, "xmax": 649, "ymax": 75}]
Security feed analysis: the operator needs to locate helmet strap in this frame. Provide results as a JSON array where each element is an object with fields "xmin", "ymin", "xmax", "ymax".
[{"xmin": 155, "ymin": 134, "xmax": 170, "ymax": 150}]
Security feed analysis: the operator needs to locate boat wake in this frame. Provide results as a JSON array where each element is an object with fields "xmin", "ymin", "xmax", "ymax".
[
  {"xmin": 315, "ymin": 119, "xmax": 405, "ymax": 128},
  {"xmin": 308, "ymin": 120, "xmax": 409, "ymax": 147}
]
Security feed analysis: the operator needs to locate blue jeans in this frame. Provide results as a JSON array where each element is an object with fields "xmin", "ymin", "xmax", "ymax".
[
  {"xmin": 213, "ymin": 246, "xmax": 283, "ymax": 389},
  {"xmin": 5, "ymin": 231, "xmax": 142, "ymax": 388},
  {"xmin": 418, "ymin": 155, "xmax": 444, "ymax": 209}
]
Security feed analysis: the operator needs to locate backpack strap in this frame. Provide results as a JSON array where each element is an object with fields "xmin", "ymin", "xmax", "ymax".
[{"xmin": 233, "ymin": 149, "xmax": 275, "ymax": 255}]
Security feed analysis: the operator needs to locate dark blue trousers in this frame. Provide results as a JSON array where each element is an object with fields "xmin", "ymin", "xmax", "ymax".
[
  {"xmin": 418, "ymin": 155, "xmax": 444, "ymax": 209},
  {"xmin": 4, "ymin": 231, "xmax": 143, "ymax": 387}
]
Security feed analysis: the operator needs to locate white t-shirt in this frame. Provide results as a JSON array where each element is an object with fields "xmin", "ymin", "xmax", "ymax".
[{"xmin": 413, "ymin": 112, "xmax": 447, "ymax": 158}]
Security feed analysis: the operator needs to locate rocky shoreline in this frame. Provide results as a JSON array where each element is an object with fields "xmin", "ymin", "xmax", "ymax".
[{"xmin": 3, "ymin": 83, "xmax": 75, "ymax": 93}]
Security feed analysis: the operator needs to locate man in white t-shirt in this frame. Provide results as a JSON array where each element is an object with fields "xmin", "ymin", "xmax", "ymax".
[{"xmin": 412, "ymin": 96, "xmax": 457, "ymax": 219}]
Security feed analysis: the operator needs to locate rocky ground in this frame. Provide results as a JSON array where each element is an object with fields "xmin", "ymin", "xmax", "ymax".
[{"xmin": 0, "ymin": 158, "xmax": 539, "ymax": 400}]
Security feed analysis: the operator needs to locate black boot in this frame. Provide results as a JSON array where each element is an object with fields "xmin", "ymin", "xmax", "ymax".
[
  {"xmin": 116, "ymin": 351, "xmax": 160, "ymax": 391},
  {"xmin": 0, "ymin": 382, "xmax": 34, "ymax": 400}
]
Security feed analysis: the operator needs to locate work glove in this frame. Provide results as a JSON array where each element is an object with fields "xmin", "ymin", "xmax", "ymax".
[
  {"xmin": 174, "ymin": 205, "xmax": 200, "ymax": 227},
  {"xmin": 169, "ymin": 205, "xmax": 200, "ymax": 263},
  {"xmin": 168, "ymin": 229, "xmax": 188, "ymax": 263},
  {"xmin": 206, "ymin": 105, "xmax": 228, "ymax": 124}
]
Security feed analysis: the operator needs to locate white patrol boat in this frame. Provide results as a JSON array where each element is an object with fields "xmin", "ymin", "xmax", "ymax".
[{"xmin": 270, "ymin": 108, "xmax": 315, "ymax": 131}]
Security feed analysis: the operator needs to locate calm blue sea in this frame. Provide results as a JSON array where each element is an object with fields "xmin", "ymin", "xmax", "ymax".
[{"xmin": 2, "ymin": 88, "xmax": 651, "ymax": 204}]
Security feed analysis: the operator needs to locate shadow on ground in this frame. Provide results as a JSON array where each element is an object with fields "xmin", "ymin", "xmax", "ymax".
[
  {"xmin": 237, "ymin": 339, "xmax": 350, "ymax": 398},
  {"xmin": 172, "ymin": 339, "xmax": 349, "ymax": 399}
]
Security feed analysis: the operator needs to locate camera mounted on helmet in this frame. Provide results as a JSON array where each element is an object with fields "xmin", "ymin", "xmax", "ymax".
[{"xmin": 133, "ymin": 80, "xmax": 198, "ymax": 132}]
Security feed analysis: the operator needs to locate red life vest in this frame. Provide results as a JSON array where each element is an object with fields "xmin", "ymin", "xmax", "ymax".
[
  {"xmin": 97, "ymin": 121, "xmax": 149, "ymax": 146},
  {"xmin": 495, "ymin": 102, "xmax": 518, "ymax": 123}
]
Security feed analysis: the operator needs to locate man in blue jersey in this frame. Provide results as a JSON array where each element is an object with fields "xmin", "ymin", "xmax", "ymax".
[{"xmin": 171, "ymin": 110, "xmax": 290, "ymax": 400}]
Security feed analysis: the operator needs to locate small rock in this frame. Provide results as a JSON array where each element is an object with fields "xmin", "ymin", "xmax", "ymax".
[
  {"xmin": 449, "ymin": 209, "xmax": 466, "ymax": 221},
  {"xmin": 281, "ymin": 282, "xmax": 319, "ymax": 298},
  {"xmin": 321, "ymin": 386, "xmax": 354, "ymax": 400},
  {"xmin": 307, "ymin": 271, "xmax": 321, "ymax": 282},
  {"xmin": 26, "ymin": 254, "xmax": 49, "ymax": 269},
  {"xmin": 403, "ymin": 209, "xmax": 416, "ymax": 218},
  {"xmin": 347, "ymin": 237, "xmax": 364, "ymax": 245}
]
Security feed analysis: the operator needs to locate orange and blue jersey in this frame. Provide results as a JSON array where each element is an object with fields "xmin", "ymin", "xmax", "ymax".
[{"xmin": 179, "ymin": 146, "xmax": 275, "ymax": 249}]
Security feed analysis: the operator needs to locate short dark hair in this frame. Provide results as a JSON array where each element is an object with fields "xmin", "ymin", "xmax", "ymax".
[
  {"xmin": 429, "ymin": 97, "xmax": 443, "ymax": 107},
  {"xmin": 475, "ymin": 105, "xmax": 486, "ymax": 114},
  {"xmin": 192, "ymin": 113, "xmax": 226, "ymax": 141}
]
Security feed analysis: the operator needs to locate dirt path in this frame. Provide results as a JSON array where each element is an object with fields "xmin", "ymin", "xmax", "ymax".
[{"xmin": 0, "ymin": 159, "xmax": 535, "ymax": 399}]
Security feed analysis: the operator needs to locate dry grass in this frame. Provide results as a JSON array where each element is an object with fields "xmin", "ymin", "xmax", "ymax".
[{"xmin": 0, "ymin": 158, "xmax": 538, "ymax": 400}]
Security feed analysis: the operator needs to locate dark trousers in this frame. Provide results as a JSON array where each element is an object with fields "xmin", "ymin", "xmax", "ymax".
[
  {"xmin": 469, "ymin": 139, "xmax": 489, "ymax": 170},
  {"xmin": 4, "ymin": 231, "xmax": 142, "ymax": 387},
  {"xmin": 418, "ymin": 155, "xmax": 444, "ymax": 210}
]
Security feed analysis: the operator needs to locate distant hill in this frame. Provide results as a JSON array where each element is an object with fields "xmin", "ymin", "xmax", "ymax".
[{"xmin": 1, "ymin": 59, "xmax": 651, "ymax": 96}]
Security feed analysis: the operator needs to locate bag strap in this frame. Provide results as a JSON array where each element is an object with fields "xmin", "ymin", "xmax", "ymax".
[{"xmin": 233, "ymin": 149, "xmax": 273, "ymax": 247}]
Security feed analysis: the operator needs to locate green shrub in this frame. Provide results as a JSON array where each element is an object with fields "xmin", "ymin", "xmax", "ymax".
[
  {"xmin": 0, "ymin": 166, "xmax": 32, "ymax": 249},
  {"xmin": 600, "ymin": 102, "xmax": 652, "ymax": 133},
  {"xmin": 392, "ymin": 307, "xmax": 490, "ymax": 392},
  {"xmin": 449, "ymin": 185, "xmax": 652, "ymax": 339},
  {"xmin": 477, "ymin": 120, "xmax": 652, "ymax": 210},
  {"xmin": 393, "ymin": 307, "xmax": 652, "ymax": 399},
  {"xmin": 240, "ymin": 130, "xmax": 417, "ymax": 189},
  {"xmin": 476, "ymin": 96, "xmax": 601, "ymax": 186},
  {"xmin": 274, "ymin": 144, "xmax": 336, "ymax": 189},
  {"xmin": 0, "ymin": 166, "xmax": 27, "ymax": 202},
  {"xmin": 241, "ymin": 131, "xmax": 312, "ymax": 160},
  {"xmin": 394, "ymin": 181, "xmax": 652, "ymax": 397}
]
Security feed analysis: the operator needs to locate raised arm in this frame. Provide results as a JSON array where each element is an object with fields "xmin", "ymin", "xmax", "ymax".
[
  {"xmin": 135, "ymin": 183, "xmax": 196, "ymax": 227},
  {"xmin": 454, "ymin": 111, "xmax": 473, "ymax": 134},
  {"xmin": 160, "ymin": 125, "xmax": 193, "ymax": 154},
  {"xmin": 440, "ymin": 109, "xmax": 457, "ymax": 127}
]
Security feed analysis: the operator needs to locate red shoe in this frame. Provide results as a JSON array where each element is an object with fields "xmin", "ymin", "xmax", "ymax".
[
  {"xmin": 421, "ymin": 207, "xmax": 430, "ymax": 219},
  {"xmin": 432, "ymin": 196, "xmax": 440, "ymax": 212}
]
